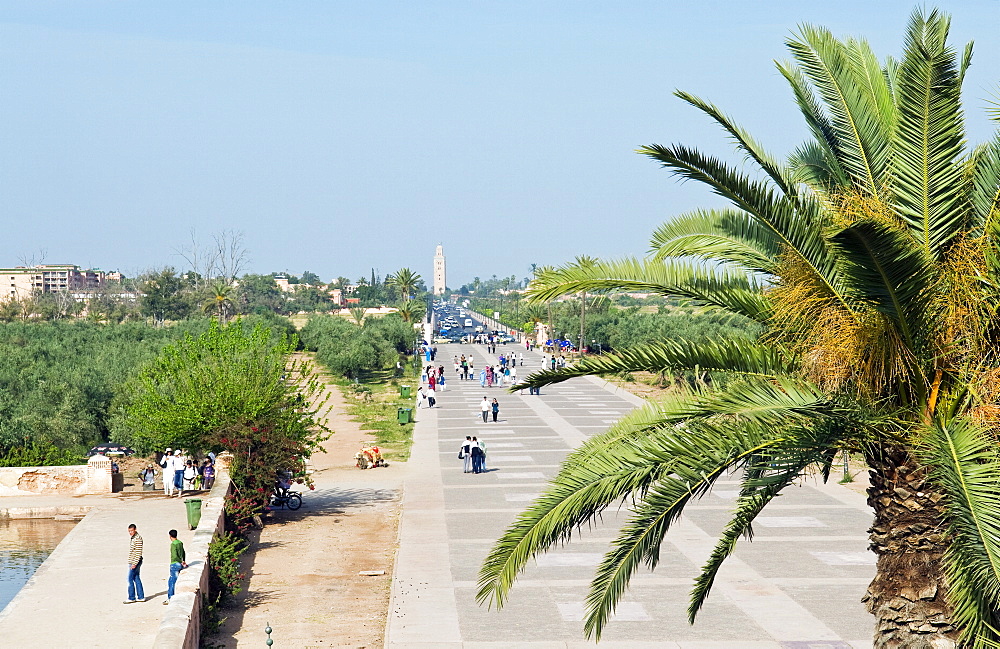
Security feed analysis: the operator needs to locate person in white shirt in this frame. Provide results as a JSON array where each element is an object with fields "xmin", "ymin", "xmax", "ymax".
[
  {"xmin": 159, "ymin": 448, "xmax": 175, "ymax": 496},
  {"xmin": 169, "ymin": 451, "xmax": 187, "ymax": 497},
  {"xmin": 460, "ymin": 436, "xmax": 473, "ymax": 473},
  {"xmin": 480, "ymin": 396, "xmax": 490, "ymax": 423}
]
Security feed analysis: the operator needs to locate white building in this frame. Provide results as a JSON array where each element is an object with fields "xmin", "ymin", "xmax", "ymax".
[{"xmin": 433, "ymin": 244, "xmax": 446, "ymax": 295}]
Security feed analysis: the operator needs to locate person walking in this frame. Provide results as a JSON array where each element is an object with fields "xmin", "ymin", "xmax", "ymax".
[
  {"xmin": 170, "ymin": 450, "xmax": 186, "ymax": 496},
  {"xmin": 491, "ymin": 398, "xmax": 500, "ymax": 423},
  {"xmin": 479, "ymin": 367, "xmax": 487, "ymax": 387},
  {"xmin": 160, "ymin": 448, "xmax": 174, "ymax": 496},
  {"xmin": 125, "ymin": 524, "xmax": 145, "ymax": 603},
  {"xmin": 165, "ymin": 529, "xmax": 187, "ymax": 604},
  {"xmin": 460, "ymin": 436, "xmax": 473, "ymax": 473},
  {"xmin": 510, "ymin": 365, "xmax": 518, "ymax": 386},
  {"xmin": 202, "ymin": 460, "xmax": 216, "ymax": 491},
  {"xmin": 471, "ymin": 436, "xmax": 485, "ymax": 473},
  {"xmin": 481, "ymin": 397, "xmax": 490, "ymax": 423}
]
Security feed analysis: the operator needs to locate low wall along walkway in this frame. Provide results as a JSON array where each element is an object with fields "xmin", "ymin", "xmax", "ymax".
[
  {"xmin": 0, "ymin": 454, "xmax": 118, "ymax": 497},
  {"xmin": 153, "ymin": 469, "xmax": 231, "ymax": 649}
]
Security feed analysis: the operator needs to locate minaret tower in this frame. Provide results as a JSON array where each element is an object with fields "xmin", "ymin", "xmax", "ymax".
[{"xmin": 433, "ymin": 244, "xmax": 446, "ymax": 295}]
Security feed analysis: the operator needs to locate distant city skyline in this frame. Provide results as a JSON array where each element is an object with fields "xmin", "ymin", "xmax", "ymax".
[{"xmin": 2, "ymin": 2, "xmax": 999, "ymax": 287}]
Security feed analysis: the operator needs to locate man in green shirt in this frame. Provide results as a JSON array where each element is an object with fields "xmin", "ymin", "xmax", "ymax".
[{"xmin": 165, "ymin": 529, "xmax": 187, "ymax": 604}]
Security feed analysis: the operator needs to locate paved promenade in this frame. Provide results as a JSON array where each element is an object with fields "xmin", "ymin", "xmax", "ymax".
[
  {"xmin": 387, "ymin": 342, "xmax": 875, "ymax": 648},
  {"xmin": 0, "ymin": 491, "xmax": 196, "ymax": 648}
]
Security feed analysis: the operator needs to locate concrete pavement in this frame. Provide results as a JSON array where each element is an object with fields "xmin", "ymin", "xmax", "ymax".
[
  {"xmin": 387, "ymin": 341, "xmax": 875, "ymax": 648},
  {"xmin": 0, "ymin": 491, "xmax": 197, "ymax": 648}
]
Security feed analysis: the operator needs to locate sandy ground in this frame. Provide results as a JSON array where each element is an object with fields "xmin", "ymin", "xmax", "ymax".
[{"xmin": 212, "ymin": 360, "xmax": 403, "ymax": 649}]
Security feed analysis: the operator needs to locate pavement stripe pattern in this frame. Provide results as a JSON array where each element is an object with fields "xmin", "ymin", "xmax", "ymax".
[{"xmin": 387, "ymin": 343, "xmax": 875, "ymax": 649}]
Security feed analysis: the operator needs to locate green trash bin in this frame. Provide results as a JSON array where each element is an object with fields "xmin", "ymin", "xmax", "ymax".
[
  {"xmin": 400, "ymin": 385, "xmax": 412, "ymax": 398},
  {"xmin": 397, "ymin": 407, "xmax": 411, "ymax": 425},
  {"xmin": 184, "ymin": 498, "xmax": 202, "ymax": 530}
]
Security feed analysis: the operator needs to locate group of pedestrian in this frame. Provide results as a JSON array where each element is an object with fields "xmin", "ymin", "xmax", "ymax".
[
  {"xmin": 541, "ymin": 353, "xmax": 566, "ymax": 370},
  {"xmin": 459, "ymin": 435, "xmax": 488, "ymax": 473},
  {"xmin": 498, "ymin": 353, "xmax": 522, "ymax": 367},
  {"xmin": 157, "ymin": 449, "xmax": 216, "ymax": 496},
  {"xmin": 454, "ymin": 355, "xmax": 476, "ymax": 380},
  {"xmin": 424, "ymin": 364, "xmax": 446, "ymax": 391},
  {"xmin": 125, "ymin": 524, "xmax": 187, "ymax": 605},
  {"xmin": 477, "ymin": 364, "xmax": 516, "ymax": 388}
]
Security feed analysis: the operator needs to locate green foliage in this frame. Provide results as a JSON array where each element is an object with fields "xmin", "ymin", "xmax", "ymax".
[
  {"xmin": 110, "ymin": 319, "xmax": 322, "ymax": 455},
  {"xmin": 0, "ymin": 442, "xmax": 85, "ymax": 467},
  {"xmin": 0, "ymin": 319, "xmax": 210, "ymax": 454},
  {"xmin": 207, "ymin": 531, "xmax": 248, "ymax": 606},
  {"xmin": 300, "ymin": 314, "xmax": 413, "ymax": 379},
  {"xmin": 234, "ymin": 274, "xmax": 285, "ymax": 315},
  {"xmin": 140, "ymin": 268, "xmax": 192, "ymax": 322}
]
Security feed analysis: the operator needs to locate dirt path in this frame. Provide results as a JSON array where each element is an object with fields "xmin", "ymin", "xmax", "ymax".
[{"xmin": 214, "ymin": 357, "xmax": 404, "ymax": 649}]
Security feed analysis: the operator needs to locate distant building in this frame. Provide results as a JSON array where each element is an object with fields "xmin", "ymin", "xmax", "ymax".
[
  {"xmin": 433, "ymin": 244, "xmax": 446, "ymax": 295},
  {"xmin": 329, "ymin": 288, "xmax": 345, "ymax": 306},
  {"xmin": 0, "ymin": 264, "xmax": 110, "ymax": 301},
  {"xmin": 274, "ymin": 276, "xmax": 293, "ymax": 293}
]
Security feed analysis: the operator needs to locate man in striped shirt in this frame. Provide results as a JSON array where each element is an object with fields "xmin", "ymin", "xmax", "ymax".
[{"xmin": 125, "ymin": 524, "xmax": 145, "ymax": 603}]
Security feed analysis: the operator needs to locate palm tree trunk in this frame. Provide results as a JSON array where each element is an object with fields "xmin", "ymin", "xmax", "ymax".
[{"xmin": 864, "ymin": 446, "xmax": 959, "ymax": 648}]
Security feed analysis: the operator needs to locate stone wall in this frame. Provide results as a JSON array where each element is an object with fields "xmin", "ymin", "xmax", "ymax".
[
  {"xmin": 0, "ymin": 465, "xmax": 94, "ymax": 496},
  {"xmin": 152, "ymin": 467, "xmax": 231, "ymax": 649},
  {"xmin": 0, "ymin": 455, "xmax": 115, "ymax": 496}
]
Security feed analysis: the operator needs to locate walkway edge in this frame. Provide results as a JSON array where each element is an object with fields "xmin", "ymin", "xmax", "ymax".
[
  {"xmin": 0, "ymin": 503, "xmax": 96, "ymax": 624},
  {"xmin": 152, "ymin": 470, "xmax": 231, "ymax": 649},
  {"xmin": 385, "ymin": 399, "xmax": 462, "ymax": 646}
]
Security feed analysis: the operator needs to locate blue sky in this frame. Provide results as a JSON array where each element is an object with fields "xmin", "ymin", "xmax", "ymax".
[{"xmin": 1, "ymin": 1, "xmax": 998, "ymax": 286}]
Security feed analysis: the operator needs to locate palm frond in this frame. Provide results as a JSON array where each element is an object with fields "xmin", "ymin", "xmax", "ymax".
[
  {"xmin": 512, "ymin": 338, "xmax": 794, "ymax": 391},
  {"xmin": 688, "ymin": 419, "xmax": 851, "ymax": 622},
  {"xmin": 578, "ymin": 380, "xmax": 843, "ymax": 639},
  {"xmin": 970, "ymin": 135, "xmax": 1000, "ymax": 235},
  {"xmin": 526, "ymin": 257, "xmax": 772, "ymax": 323},
  {"xmin": 775, "ymin": 60, "xmax": 844, "ymax": 191},
  {"xmin": 918, "ymin": 417, "xmax": 1000, "ymax": 645},
  {"xmin": 892, "ymin": 8, "xmax": 969, "ymax": 256},
  {"xmin": 648, "ymin": 208, "xmax": 782, "ymax": 273},
  {"xmin": 845, "ymin": 37, "xmax": 898, "ymax": 147},
  {"xmin": 638, "ymin": 143, "xmax": 844, "ymax": 308},
  {"xmin": 673, "ymin": 90, "xmax": 794, "ymax": 195},
  {"xmin": 788, "ymin": 140, "xmax": 849, "ymax": 196},
  {"xmin": 479, "ymin": 378, "xmax": 837, "ymax": 626},
  {"xmin": 786, "ymin": 23, "xmax": 892, "ymax": 199},
  {"xmin": 832, "ymin": 220, "xmax": 933, "ymax": 349}
]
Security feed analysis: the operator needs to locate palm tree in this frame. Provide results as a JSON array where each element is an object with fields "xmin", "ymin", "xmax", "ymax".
[
  {"xmin": 387, "ymin": 268, "xmax": 422, "ymax": 300},
  {"xmin": 478, "ymin": 10, "xmax": 1000, "ymax": 647},
  {"xmin": 396, "ymin": 299, "xmax": 425, "ymax": 323},
  {"xmin": 349, "ymin": 306, "xmax": 367, "ymax": 326},
  {"xmin": 202, "ymin": 282, "xmax": 234, "ymax": 323}
]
